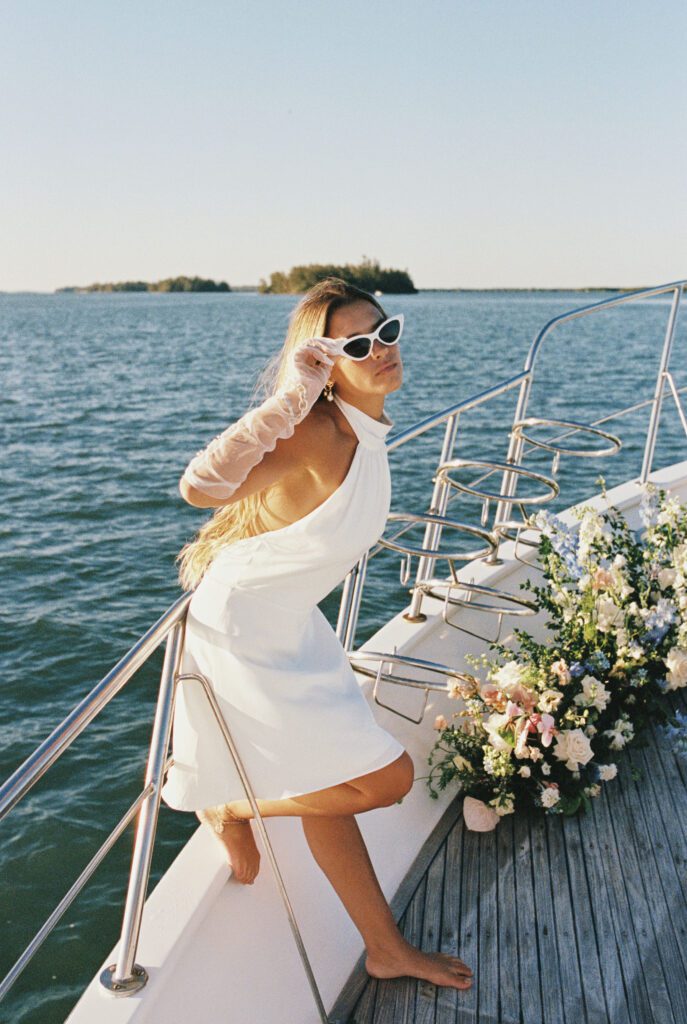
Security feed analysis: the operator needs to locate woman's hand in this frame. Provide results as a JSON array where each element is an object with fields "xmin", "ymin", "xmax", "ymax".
[{"xmin": 179, "ymin": 335, "xmax": 342, "ymax": 506}]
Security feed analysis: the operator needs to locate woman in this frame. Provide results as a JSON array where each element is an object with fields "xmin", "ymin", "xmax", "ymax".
[{"xmin": 161, "ymin": 278, "xmax": 473, "ymax": 992}]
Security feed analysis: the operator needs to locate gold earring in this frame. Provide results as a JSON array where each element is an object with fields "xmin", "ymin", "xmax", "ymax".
[{"xmin": 323, "ymin": 380, "xmax": 335, "ymax": 401}]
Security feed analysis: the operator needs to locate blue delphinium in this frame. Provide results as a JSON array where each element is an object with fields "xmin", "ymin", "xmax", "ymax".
[
  {"xmin": 643, "ymin": 624, "xmax": 671, "ymax": 647},
  {"xmin": 659, "ymin": 710, "xmax": 687, "ymax": 759},
  {"xmin": 589, "ymin": 651, "xmax": 611, "ymax": 672}
]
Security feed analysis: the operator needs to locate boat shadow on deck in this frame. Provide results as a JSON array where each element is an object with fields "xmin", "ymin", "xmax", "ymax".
[{"xmin": 334, "ymin": 690, "xmax": 687, "ymax": 1024}]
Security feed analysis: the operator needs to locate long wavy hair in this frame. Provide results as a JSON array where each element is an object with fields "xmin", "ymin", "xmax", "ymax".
[{"xmin": 175, "ymin": 277, "xmax": 386, "ymax": 591}]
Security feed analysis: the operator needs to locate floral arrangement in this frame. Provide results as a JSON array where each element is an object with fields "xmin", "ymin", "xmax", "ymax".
[{"xmin": 426, "ymin": 483, "xmax": 687, "ymax": 830}]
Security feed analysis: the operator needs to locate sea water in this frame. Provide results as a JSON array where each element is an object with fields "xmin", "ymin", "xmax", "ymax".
[{"xmin": 1, "ymin": 289, "xmax": 685, "ymax": 1023}]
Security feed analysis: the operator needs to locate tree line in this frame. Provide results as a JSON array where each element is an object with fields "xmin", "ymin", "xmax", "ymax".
[
  {"xmin": 57, "ymin": 276, "xmax": 231, "ymax": 293},
  {"xmin": 258, "ymin": 258, "xmax": 416, "ymax": 294}
]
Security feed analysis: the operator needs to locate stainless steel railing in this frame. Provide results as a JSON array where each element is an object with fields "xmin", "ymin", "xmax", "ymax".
[
  {"xmin": 1, "ymin": 280, "xmax": 685, "ymax": 1010},
  {"xmin": 0, "ymin": 599, "xmax": 329, "ymax": 1021},
  {"xmin": 336, "ymin": 279, "xmax": 687, "ymax": 641}
]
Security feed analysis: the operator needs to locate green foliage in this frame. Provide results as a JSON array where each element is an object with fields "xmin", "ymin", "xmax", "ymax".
[
  {"xmin": 58, "ymin": 276, "xmax": 231, "ymax": 293},
  {"xmin": 257, "ymin": 257, "xmax": 417, "ymax": 294}
]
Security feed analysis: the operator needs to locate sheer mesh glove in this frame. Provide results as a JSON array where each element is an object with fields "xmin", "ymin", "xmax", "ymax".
[{"xmin": 181, "ymin": 336, "xmax": 341, "ymax": 500}]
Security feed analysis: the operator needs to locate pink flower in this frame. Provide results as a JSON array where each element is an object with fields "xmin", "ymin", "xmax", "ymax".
[
  {"xmin": 509, "ymin": 683, "xmax": 538, "ymax": 714},
  {"xmin": 480, "ymin": 683, "xmax": 506, "ymax": 709},
  {"xmin": 537, "ymin": 713, "xmax": 556, "ymax": 747},
  {"xmin": 514, "ymin": 717, "xmax": 532, "ymax": 757},
  {"xmin": 550, "ymin": 659, "xmax": 571, "ymax": 686},
  {"xmin": 592, "ymin": 568, "xmax": 615, "ymax": 591},
  {"xmin": 506, "ymin": 700, "xmax": 523, "ymax": 718},
  {"xmin": 434, "ymin": 714, "xmax": 448, "ymax": 731}
]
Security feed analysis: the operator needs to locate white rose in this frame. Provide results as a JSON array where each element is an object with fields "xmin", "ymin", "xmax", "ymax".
[
  {"xmin": 664, "ymin": 647, "xmax": 687, "ymax": 690},
  {"xmin": 553, "ymin": 728, "xmax": 594, "ymax": 772},
  {"xmin": 540, "ymin": 786, "xmax": 561, "ymax": 808},
  {"xmin": 518, "ymin": 765, "xmax": 531, "ymax": 778},
  {"xmin": 598, "ymin": 762, "xmax": 618, "ymax": 781}
]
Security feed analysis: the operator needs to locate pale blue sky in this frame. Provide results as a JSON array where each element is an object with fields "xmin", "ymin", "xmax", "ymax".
[{"xmin": 2, "ymin": 0, "xmax": 685, "ymax": 292}]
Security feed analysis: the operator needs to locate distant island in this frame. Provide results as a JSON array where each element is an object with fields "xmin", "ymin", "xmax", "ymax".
[
  {"xmin": 258, "ymin": 258, "xmax": 417, "ymax": 294},
  {"xmin": 56, "ymin": 275, "xmax": 231, "ymax": 293}
]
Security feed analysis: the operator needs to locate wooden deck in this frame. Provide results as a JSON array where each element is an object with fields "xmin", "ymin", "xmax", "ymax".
[{"xmin": 330, "ymin": 690, "xmax": 687, "ymax": 1024}]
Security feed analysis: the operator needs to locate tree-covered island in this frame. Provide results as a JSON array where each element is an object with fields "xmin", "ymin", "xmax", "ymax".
[
  {"xmin": 56, "ymin": 275, "xmax": 231, "ymax": 293},
  {"xmin": 258, "ymin": 258, "xmax": 416, "ymax": 294}
]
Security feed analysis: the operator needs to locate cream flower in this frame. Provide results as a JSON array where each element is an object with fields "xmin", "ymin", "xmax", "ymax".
[
  {"xmin": 540, "ymin": 785, "xmax": 560, "ymax": 807},
  {"xmin": 484, "ymin": 711, "xmax": 513, "ymax": 752},
  {"xmin": 491, "ymin": 661, "xmax": 525, "ymax": 695},
  {"xmin": 489, "ymin": 794, "xmax": 515, "ymax": 817},
  {"xmin": 538, "ymin": 688, "xmax": 564, "ymax": 713},
  {"xmin": 518, "ymin": 765, "xmax": 531, "ymax": 778},
  {"xmin": 434, "ymin": 714, "xmax": 448, "ymax": 731},
  {"xmin": 658, "ymin": 567, "xmax": 677, "ymax": 590},
  {"xmin": 598, "ymin": 762, "xmax": 618, "ymax": 781},
  {"xmin": 664, "ymin": 647, "xmax": 687, "ymax": 690},
  {"xmin": 553, "ymin": 728, "xmax": 594, "ymax": 771},
  {"xmin": 596, "ymin": 596, "xmax": 623, "ymax": 632},
  {"xmin": 452, "ymin": 753, "xmax": 472, "ymax": 772},
  {"xmin": 573, "ymin": 674, "xmax": 611, "ymax": 712}
]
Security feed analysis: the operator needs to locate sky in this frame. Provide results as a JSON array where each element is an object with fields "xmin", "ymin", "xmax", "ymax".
[{"xmin": 1, "ymin": 0, "xmax": 686, "ymax": 292}]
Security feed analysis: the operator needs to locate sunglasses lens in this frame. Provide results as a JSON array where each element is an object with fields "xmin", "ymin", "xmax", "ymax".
[
  {"xmin": 342, "ymin": 337, "xmax": 372, "ymax": 360},
  {"xmin": 378, "ymin": 318, "xmax": 401, "ymax": 344}
]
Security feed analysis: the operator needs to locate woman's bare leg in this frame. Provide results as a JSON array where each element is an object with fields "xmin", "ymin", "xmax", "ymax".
[
  {"xmin": 197, "ymin": 755, "xmax": 413, "ymax": 884},
  {"xmin": 301, "ymin": 814, "xmax": 473, "ymax": 991}
]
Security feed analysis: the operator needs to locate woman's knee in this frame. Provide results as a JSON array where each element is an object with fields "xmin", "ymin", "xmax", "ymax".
[{"xmin": 354, "ymin": 750, "xmax": 415, "ymax": 808}]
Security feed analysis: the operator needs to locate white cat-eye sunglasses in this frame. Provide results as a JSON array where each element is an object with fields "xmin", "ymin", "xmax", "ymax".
[{"xmin": 331, "ymin": 313, "xmax": 404, "ymax": 362}]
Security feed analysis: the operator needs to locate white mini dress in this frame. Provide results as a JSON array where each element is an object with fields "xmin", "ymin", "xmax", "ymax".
[{"xmin": 161, "ymin": 394, "xmax": 405, "ymax": 811}]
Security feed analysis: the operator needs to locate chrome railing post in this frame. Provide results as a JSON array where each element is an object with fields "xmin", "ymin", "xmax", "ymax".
[
  {"xmin": 101, "ymin": 619, "xmax": 185, "ymax": 995},
  {"xmin": 342, "ymin": 552, "xmax": 368, "ymax": 651},
  {"xmin": 406, "ymin": 412, "xmax": 460, "ymax": 621},
  {"xmin": 491, "ymin": 374, "xmax": 533, "ymax": 552},
  {"xmin": 178, "ymin": 672, "xmax": 329, "ymax": 1024},
  {"xmin": 640, "ymin": 286, "xmax": 683, "ymax": 483}
]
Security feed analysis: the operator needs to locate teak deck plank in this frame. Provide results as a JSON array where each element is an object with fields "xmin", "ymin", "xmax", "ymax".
[{"xmin": 341, "ymin": 691, "xmax": 687, "ymax": 1024}]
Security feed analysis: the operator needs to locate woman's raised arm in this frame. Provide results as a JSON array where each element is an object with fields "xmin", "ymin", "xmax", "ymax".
[{"xmin": 179, "ymin": 336, "xmax": 340, "ymax": 508}]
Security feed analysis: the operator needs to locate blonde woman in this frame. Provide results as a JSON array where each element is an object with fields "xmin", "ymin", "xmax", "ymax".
[{"xmin": 161, "ymin": 278, "xmax": 473, "ymax": 992}]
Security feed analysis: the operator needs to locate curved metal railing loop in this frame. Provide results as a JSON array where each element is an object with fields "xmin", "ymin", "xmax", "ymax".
[{"xmin": 342, "ymin": 280, "xmax": 686, "ymax": 634}]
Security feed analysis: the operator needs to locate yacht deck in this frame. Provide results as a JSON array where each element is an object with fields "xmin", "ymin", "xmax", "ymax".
[{"xmin": 330, "ymin": 690, "xmax": 687, "ymax": 1024}]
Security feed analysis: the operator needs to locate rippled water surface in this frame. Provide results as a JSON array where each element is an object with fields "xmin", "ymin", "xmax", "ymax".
[{"xmin": 1, "ymin": 289, "xmax": 685, "ymax": 1022}]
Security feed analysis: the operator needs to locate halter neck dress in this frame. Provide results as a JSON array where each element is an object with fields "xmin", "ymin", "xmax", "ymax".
[{"xmin": 161, "ymin": 394, "xmax": 405, "ymax": 810}]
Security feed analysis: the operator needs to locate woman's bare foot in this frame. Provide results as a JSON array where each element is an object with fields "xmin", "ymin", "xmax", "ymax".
[
  {"xmin": 196, "ymin": 808, "xmax": 261, "ymax": 885},
  {"xmin": 365, "ymin": 940, "xmax": 473, "ymax": 991}
]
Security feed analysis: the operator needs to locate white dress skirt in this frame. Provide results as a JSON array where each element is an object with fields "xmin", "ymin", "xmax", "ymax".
[{"xmin": 161, "ymin": 394, "xmax": 405, "ymax": 810}]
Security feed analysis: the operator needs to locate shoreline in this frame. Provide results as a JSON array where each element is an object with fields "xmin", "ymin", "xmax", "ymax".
[{"xmin": 1, "ymin": 285, "xmax": 650, "ymax": 296}]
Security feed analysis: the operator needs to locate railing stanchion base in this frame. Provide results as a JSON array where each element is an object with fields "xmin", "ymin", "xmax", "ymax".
[{"xmin": 100, "ymin": 963, "xmax": 148, "ymax": 996}]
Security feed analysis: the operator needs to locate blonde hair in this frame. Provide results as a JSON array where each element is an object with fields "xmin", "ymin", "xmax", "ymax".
[{"xmin": 175, "ymin": 277, "xmax": 386, "ymax": 591}]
